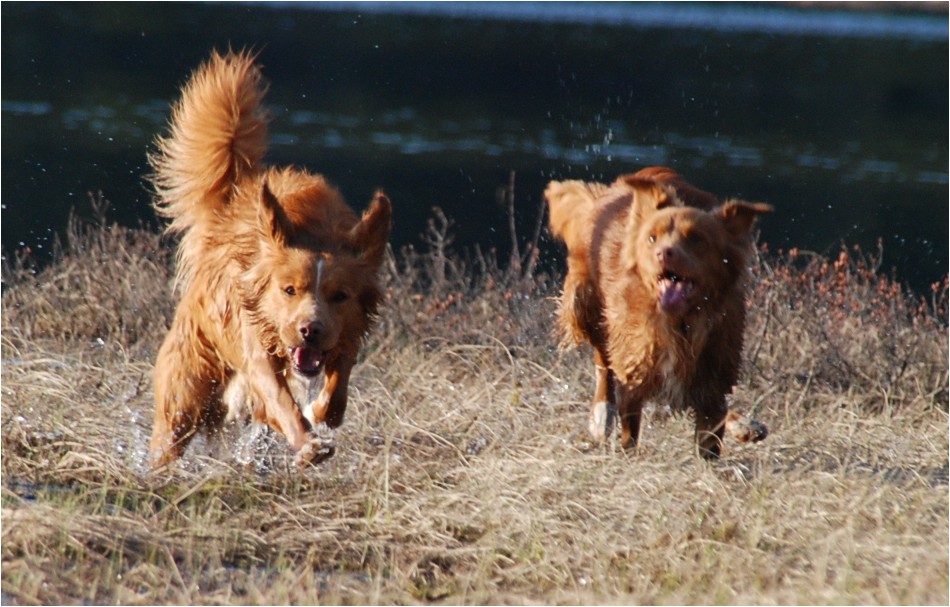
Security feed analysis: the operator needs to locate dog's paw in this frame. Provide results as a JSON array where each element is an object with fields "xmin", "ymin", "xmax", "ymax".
[
  {"xmin": 724, "ymin": 411, "xmax": 769, "ymax": 443},
  {"xmin": 293, "ymin": 436, "xmax": 336, "ymax": 468},
  {"xmin": 588, "ymin": 401, "xmax": 616, "ymax": 443}
]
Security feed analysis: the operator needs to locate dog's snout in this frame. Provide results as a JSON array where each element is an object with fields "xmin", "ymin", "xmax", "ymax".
[
  {"xmin": 656, "ymin": 246, "xmax": 675, "ymax": 263},
  {"xmin": 299, "ymin": 320, "xmax": 325, "ymax": 343}
]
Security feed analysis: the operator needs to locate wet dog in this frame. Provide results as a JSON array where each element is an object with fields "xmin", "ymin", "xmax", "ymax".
[
  {"xmin": 545, "ymin": 167, "xmax": 770, "ymax": 458},
  {"xmin": 148, "ymin": 50, "xmax": 391, "ymax": 469}
]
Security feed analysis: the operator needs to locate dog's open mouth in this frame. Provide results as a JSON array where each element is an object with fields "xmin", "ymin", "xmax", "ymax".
[
  {"xmin": 290, "ymin": 346, "xmax": 327, "ymax": 377},
  {"xmin": 657, "ymin": 271, "xmax": 696, "ymax": 315}
]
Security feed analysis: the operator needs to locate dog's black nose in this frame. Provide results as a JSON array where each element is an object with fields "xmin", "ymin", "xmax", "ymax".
[{"xmin": 299, "ymin": 321, "xmax": 325, "ymax": 343}]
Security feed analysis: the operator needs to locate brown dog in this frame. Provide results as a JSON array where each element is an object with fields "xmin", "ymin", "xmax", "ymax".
[
  {"xmin": 148, "ymin": 50, "xmax": 391, "ymax": 469},
  {"xmin": 545, "ymin": 167, "xmax": 770, "ymax": 458}
]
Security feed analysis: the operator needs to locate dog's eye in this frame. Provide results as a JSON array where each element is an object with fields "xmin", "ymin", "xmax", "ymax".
[
  {"xmin": 283, "ymin": 285, "xmax": 297, "ymax": 297},
  {"xmin": 329, "ymin": 291, "xmax": 349, "ymax": 304},
  {"xmin": 648, "ymin": 234, "xmax": 657, "ymax": 244}
]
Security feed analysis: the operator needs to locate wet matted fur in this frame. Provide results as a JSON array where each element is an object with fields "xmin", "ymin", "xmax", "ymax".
[
  {"xmin": 148, "ymin": 50, "xmax": 391, "ymax": 469},
  {"xmin": 545, "ymin": 167, "xmax": 770, "ymax": 458}
]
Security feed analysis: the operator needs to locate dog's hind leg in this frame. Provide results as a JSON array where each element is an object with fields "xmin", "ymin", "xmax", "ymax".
[
  {"xmin": 150, "ymin": 335, "xmax": 217, "ymax": 469},
  {"xmin": 724, "ymin": 410, "xmax": 769, "ymax": 443}
]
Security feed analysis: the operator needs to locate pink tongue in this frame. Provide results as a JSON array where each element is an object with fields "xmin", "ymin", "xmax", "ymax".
[
  {"xmin": 659, "ymin": 281, "xmax": 690, "ymax": 316},
  {"xmin": 293, "ymin": 347, "xmax": 324, "ymax": 373}
]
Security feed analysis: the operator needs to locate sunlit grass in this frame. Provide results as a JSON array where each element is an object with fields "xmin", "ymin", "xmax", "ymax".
[{"xmin": 2, "ymin": 205, "xmax": 947, "ymax": 605}]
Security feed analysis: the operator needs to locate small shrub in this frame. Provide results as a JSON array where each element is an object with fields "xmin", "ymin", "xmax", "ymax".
[{"xmin": 2, "ymin": 193, "xmax": 175, "ymax": 347}]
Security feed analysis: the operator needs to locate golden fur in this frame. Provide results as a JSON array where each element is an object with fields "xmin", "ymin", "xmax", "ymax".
[
  {"xmin": 546, "ymin": 167, "xmax": 771, "ymax": 458},
  {"xmin": 148, "ymin": 50, "xmax": 391, "ymax": 469}
]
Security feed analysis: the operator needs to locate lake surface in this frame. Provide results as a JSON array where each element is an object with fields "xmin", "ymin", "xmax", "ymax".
[{"xmin": 2, "ymin": 2, "xmax": 947, "ymax": 293}]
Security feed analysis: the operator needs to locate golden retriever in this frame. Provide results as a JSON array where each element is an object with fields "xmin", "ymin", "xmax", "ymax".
[
  {"xmin": 545, "ymin": 167, "xmax": 770, "ymax": 458},
  {"xmin": 148, "ymin": 50, "xmax": 391, "ymax": 469}
]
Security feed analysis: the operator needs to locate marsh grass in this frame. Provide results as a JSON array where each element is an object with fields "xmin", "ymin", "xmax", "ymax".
[{"xmin": 1, "ymin": 202, "xmax": 947, "ymax": 605}]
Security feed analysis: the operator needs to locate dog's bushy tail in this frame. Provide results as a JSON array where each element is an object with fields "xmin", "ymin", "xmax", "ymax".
[
  {"xmin": 545, "ymin": 180, "xmax": 602, "ymax": 244},
  {"xmin": 149, "ymin": 49, "xmax": 268, "ymax": 237}
]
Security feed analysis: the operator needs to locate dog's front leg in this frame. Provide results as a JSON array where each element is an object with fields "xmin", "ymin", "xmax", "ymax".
[
  {"xmin": 588, "ymin": 349, "xmax": 617, "ymax": 443},
  {"xmin": 693, "ymin": 398, "xmax": 728, "ymax": 460},
  {"xmin": 689, "ymin": 348, "xmax": 735, "ymax": 459},
  {"xmin": 244, "ymin": 353, "xmax": 332, "ymax": 467},
  {"xmin": 309, "ymin": 354, "xmax": 354, "ymax": 428},
  {"xmin": 615, "ymin": 384, "xmax": 645, "ymax": 451}
]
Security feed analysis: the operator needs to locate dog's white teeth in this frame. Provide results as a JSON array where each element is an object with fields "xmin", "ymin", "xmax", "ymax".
[
  {"xmin": 659, "ymin": 274, "xmax": 694, "ymax": 291},
  {"xmin": 658, "ymin": 275, "xmax": 685, "ymax": 293}
]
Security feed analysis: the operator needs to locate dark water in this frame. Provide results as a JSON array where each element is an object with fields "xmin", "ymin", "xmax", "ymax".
[{"xmin": 2, "ymin": 2, "xmax": 947, "ymax": 293}]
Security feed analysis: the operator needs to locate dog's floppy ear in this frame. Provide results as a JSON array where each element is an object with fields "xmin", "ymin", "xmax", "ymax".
[
  {"xmin": 717, "ymin": 200, "xmax": 773, "ymax": 239},
  {"xmin": 348, "ymin": 190, "xmax": 392, "ymax": 267},
  {"xmin": 626, "ymin": 179, "xmax": 678, "ymax": 226},
  {"xmin": 258, "ymin": 180, "xmax": 293, "ymax": 246}
]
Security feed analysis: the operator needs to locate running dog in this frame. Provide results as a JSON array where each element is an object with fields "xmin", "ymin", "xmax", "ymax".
[
  {"xmin": 546, "ymin": 167, "xmax": 770, "ymax": 458},
  {"xmin": 148, "ymin": 50, "xmax": 391, "ymax": 469}
]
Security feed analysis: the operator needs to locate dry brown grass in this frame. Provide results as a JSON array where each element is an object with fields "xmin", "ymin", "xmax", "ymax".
[{"xmin": 2, "ymin": 203, "xmax": 947, "ymax": 605}]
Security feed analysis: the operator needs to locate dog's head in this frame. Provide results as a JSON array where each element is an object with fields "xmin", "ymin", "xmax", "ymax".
[
  {"xmin": 626, "ymin": 188, "xmax": 772, "ymax": 317},
  {"xmin": 244, "ymin": 182, "xmax": 392, "ymax": 375},
  {"xmin": 616, "ymin": 166, "xmax": 720, "ymax": 211}
]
